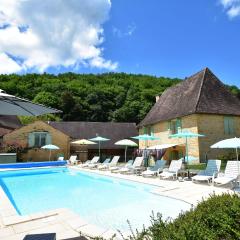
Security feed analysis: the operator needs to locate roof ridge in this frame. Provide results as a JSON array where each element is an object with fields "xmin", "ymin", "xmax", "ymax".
[{"xmin": 194, "ymin": 67, "xmax": 208, "ymax": 112}]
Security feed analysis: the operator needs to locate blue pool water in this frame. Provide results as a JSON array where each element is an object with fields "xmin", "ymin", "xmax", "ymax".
[{"xmin": 0, "ymin": 167, "xmax": 190, "ymax": 231}]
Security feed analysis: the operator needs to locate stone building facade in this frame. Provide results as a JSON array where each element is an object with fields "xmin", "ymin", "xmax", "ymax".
[{"xmin": 139, "ymin": 68, "xmax": 240, "ymax": 163}]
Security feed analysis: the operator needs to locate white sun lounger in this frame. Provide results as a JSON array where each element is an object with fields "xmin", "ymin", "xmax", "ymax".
[
  {"xmin": 110, "ymin": 160, "xmax": 134, "ymax": 173},
  {"xmin": 213, "ymin": 160, "xmax": 240, "ymax": 187},
  {"xmin": 142, "ymin": 160, "xmax": 166, "ymax": 177},
  {"xmin": 192, "ymin": 160, "xmax": 221, "ymax": 184},
  {"xmin": 81, "ymin": 156, "xmax": 100, "ymax": 168},
  {"xmin": 96, "ymin": 158, "xmax": 111, "ymax": 170},
  {"xmin": 99, "ymin": 156, "xmax": 120, "ymax": 170},
  {"xmin": 119, "ymin": 156, "xmax": 144, "ymax": 174},
  {"xmin": 68, "ymin": 155, "xmax": 78, "ymax": 165},
  {"xmin": 87, "ymin": 156, "xmax": 101, "ymax": 169},
  {"xmin": 159, "ymin": 159, "xmax": 182, "ymax": 180}
]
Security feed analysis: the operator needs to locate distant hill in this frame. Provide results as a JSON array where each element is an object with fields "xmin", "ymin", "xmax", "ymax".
[{"xmin": 0, "ymin": 73, "xmax": 239, "ymax": 124}]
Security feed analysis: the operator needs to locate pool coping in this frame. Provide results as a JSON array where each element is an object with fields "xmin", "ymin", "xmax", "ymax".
[{"xmin": 0, "ymin": 166, "xmax": 235, "ymax": 239}]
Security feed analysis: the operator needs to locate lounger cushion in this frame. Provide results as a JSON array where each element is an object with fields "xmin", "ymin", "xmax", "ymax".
[
  {"xmin": 192, "ymin": 175, "xmax": 212, "ymax": 181},
  {"xmin": 214, "ymin": 177, "xmax": 236, "ymax": 185},
  {"xmin": 159, "ymin": 171, "xmax": 176, "ymax": 178}
]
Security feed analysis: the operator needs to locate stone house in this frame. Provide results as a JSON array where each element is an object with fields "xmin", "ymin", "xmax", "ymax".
[
  {"xmin": 138, "ymin": 68, "xmax": 240, "ymax": 163},
  {"xmin": 3, "ymin": 121, "xmax": 138, "ymax": 162}
]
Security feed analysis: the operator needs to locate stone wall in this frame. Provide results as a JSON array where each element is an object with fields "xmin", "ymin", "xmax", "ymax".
[
  {"xmin": 197, "ymin": 114, "xmax": 240, "ymax": 161},
  {"xmin": 139, "ymin": 114, "xmax": 240, "ymax": 163},
  {"xmin": 4, "ymin": 121, "xmax": 70, "ymax": 162},
  {"xmin": 139, "ymin": 115, "xmax": 200, "ymax": 163}
]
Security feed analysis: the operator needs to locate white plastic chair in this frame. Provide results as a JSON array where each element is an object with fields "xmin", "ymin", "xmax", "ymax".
[
  {"xmin": 192, "ymin": 160, "xmax": 221, "ymax": 184},
  {"xmin": 213, "ymin": 160, "xmax": 240, "ymax": 187},
  {"xmin": 142, "ymin": 160, "xmax": 166, "ymax": 177},
  {"xmin": 159, "ymin": 159, "xmax": 182, "ymax": 180}
]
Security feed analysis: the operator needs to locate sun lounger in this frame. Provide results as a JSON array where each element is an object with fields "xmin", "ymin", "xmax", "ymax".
[
  {"xmin": 110, "ymin": 160, "xmax": 134, "ymax": 172},
  {"xmin": 97, "ymin": 158, "xmax": 112, "ymax": 170},
  {"xmin": 57, "ymin": 156, "xmax": 64, "ymax": 161},
  {"xmin": 213, "ymin": 160, "xmax": 240, "ymax": 187},
  {"xmin": 81, "ymin": 156, "xmax": 100, "ymax": 168},
  {"xmin": 68, "ymin": 155, "xmax": 78, "ymax": 165},
  {"xmin": 159, "ymin": 159, "xmax": 182, "ymax": 180},
  {"xmin": 192, "ymin": 159, "xmax": 221, "ymax": 184},
  {"xmin": 99, "ymin": 156, "xmax": 120, "ymax": 170},
  {"xmin": 87, "ymin": 156, "xmax": 101, "ymax": 169},
  {"xmin": 119, "ymin": 156, "xmax": 144, "ymax": 174},
  {"xmin": 142, "ymin": 160, "xmax": 166, "ymax": 177}
]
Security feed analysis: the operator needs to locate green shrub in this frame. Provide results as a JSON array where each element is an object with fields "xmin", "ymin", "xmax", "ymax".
[{"xmin": 93, "ymin": 194, "xmax": 240, "ymax": 240}]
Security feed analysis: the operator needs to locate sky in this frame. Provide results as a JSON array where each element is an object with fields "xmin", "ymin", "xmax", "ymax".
[{"xmin": 0, "ymin": 0, "xmax": 239, "ymax": 87}]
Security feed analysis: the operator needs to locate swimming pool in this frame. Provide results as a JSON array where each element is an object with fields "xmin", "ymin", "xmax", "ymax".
[{"xmin": 0, "ymin": 167, "xmax": 191, "ymax": 231}]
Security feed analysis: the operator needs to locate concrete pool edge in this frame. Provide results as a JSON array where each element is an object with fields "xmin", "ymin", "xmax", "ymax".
[{"xmin": 0, "ymin": 166, "xmax": 234, "ymax": 240}]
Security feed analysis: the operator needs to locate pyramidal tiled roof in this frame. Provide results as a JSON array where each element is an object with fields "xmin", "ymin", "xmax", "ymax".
[{"xmin": 139, "ymin": 68, "xmax": 240, "ymax": 127}]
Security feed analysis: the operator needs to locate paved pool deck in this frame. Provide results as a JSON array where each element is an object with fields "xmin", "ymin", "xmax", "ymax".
[{"xmin": 0, "ymin": 166, "xmax": 237, "ymax": 240}]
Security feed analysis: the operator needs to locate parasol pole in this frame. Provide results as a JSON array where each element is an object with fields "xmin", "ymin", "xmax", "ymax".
[
  {"xmin": 99, "ymin": 141, "xmax": 101, "ymax": 159},
  {"xmin": 49, "ymin": 149, "xmax": 51, "ymax": 161},
  {"xmin": 125, "ymin": 145, "xmax": 128, "ymax": 162},
  {"xmin": 236, "ymin": 147, "xmax": 240, "ymax": 186}
]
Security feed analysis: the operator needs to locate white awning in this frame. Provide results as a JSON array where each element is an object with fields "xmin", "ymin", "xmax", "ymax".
[{"xmin": 146, "ymin": 144, "xmax": 178, "ymax": 150}]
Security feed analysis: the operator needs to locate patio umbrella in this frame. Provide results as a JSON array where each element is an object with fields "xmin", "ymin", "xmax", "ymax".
[
  {"xmin": 115, "ymin": 139, "xmax": 138, "ymax": 162},
  {"xmin": 71, "ymin": 139, "xmax": 96, "ymax": 145},
  {"xmin": 89, "ymin": 135, "xmax": 110, "ymax": 159},
  {"xmin": 211, "ymin": 137, "xmax": 240, "ymax": 178},
  {"xmin": 0, "ymin": 89, "xmax": 61, "ymax": 116},
  {"xmin": 170, "ymin": 131, "xmax": 204, "ymax": 179},
  {"xmin": 170, "ymin": 131, "xmax": 204, "ymax": 163},
  {"xmin": 41, "ymin": 144, "xmax": 60, "ymax": 161},
  {"xmin": 132, "ymin": 134, "xmax": 160, "ymax": 147}
]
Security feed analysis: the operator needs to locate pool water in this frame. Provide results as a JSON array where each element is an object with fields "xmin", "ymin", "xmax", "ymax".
[{"xmin": 0, "ymin": 167, "xmax": 191, "ymax": 231}]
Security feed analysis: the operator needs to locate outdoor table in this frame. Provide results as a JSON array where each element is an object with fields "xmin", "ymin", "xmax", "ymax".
[
  {"xmin": 134, "ymin": 167, "xmax": 146, "ymax": 176},
  {"xmin": 178, "ymin": 169, "xmax": 199, "ymax": 181}
]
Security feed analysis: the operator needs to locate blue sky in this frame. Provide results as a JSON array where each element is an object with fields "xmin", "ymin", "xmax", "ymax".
[
  {"xmin": 0, "ymin": 0, "xmax": 239, "ymax": 87},
  {"xmin": 102, "ymin": 0, "xmax": 240, "ymax": 87}
]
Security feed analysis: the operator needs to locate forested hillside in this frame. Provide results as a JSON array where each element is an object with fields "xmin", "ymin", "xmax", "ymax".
[{"xmin": 0, "ymin": 73, "xmax": 239, "ymax": 124}]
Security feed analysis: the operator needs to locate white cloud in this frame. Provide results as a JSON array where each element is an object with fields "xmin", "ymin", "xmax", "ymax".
[
  {"xmin": 220, "ymin": 0, "xmax": 240, "ymax": 18},
  {"xmin": 0, "ymin": 0, "xmax": 117, "ymax": 73},
  {"xmin": 113, "ymin": 23, "xmax": 136, "ymax": 38},
  {"xmin": 0, "ymin": 53, "xmax": 22, "ymax": 74}
]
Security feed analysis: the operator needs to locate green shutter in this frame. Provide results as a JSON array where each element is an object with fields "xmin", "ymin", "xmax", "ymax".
[
  {"xmin": 46, "ymin": 133, "xmax": 52, "ymax": 145},
  {"xmin": 144, "ymin": 127, "xmax": 147, "ymax": 134},
  {"xmin": 229, "ymin": 117, "xmax": 235, "ymax": 134},
  {"xmin": 224, "ymin": 117, "xmax": 234, "ymax": 135},
  {"xmin": 150, "ymin": 126, "xmax": 154, "ymax": 136},
  {"xmin": 28, "ymin": 133, "xmax": 35, "ymax": 147},
  {"xmin": 167, "ymin": 121, "xmax": 171, "ymax": 131},
  {"xmin": 177, "ymin": 118, "xmax": 182, "ymax": 133}
]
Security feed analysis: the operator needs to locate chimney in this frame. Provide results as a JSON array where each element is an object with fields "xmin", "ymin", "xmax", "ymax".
[{"xmin": 155, "ymin": 95, "xmax": 160, "ymax": 102}]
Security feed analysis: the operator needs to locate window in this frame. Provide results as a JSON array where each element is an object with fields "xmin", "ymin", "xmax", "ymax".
[
  {"xmin": 144, "ymin": 125, "xmax": 154, "ymax": 136},
  {"xmin": 224, "ymin": 117, "xmax": 235, "ymax": 135},
  {"xmin": 168, "ymin": 118, "xmax": 182, "ymax": 134},
  {"xmin": 34, "ymin": 133, "xmax": 47, "ymax": 147},
  {"xmin": 28, "ymin": 132, "xmax": 51, "ymax": 148}
]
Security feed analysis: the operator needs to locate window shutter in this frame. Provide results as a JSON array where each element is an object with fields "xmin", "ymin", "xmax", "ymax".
[
  {"xmin": 150, "ymin": 126, "xmax": 154, "ymax": 136},
  {"xmin": 46, "ymin": 133, "xmax": 52, "ymax": 145},
  {"xmin": 28, "ymin": 133, "xmax": 34, "ymax": 147},
  {"xmin": 177, "ymin": 118, "xmax": 182, "ymax": 133},
  {"xmin": 167, "ymin": 121, "xmax": 171, "ymax": 131},
  {"xmin": 229, "ymin": 118, "xmax": 235, "ymax": 134},
  {"xmin": 144, "ymin": 127, "xmax": 147, "ymax": 134}
]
